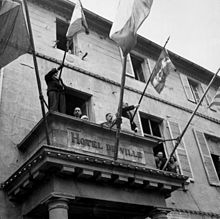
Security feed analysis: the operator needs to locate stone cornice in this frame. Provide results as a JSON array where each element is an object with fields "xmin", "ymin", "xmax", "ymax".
[
  {"xmin": 36, "ymin": 52, "xmax": 220, "ymax": 125},
  {"xmin": 1, "ymin": 145, "xmax": 187, "ymax": 201},
  {"xmin": 167, "ymin": 207, "xmax": 220, "ymax": 218}
]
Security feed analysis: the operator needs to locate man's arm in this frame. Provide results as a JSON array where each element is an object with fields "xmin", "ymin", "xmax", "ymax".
[
  {"xmin": 122, "ymin": 104, "xmax": 139, "ymax": 112},
  {"xmin": 45, "ymin": 68, "xmax": 58, "ymax": 81},
  {"xmin": 45, "ymin": 64, "xmax": 63, "ymax": 81}
]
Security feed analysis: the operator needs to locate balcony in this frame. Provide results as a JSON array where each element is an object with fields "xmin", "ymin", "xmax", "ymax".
[{"xmin": 1, "ymin": 112, "xmax": 188, "ymax": 217}]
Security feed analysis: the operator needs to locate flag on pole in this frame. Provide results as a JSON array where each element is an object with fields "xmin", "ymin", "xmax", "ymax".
[
  {"xmin": 109, "ymin": 0, "xmax": 153, "ymax": 56},
  {"xmin": 66, "ymin": 0, "xmax": 89, "ymax": 43},
  {"xmin": 209, "ymin": 87, "xmax": 220, "ymax": 108},
  {"xmin": 151, "ymin": 48, "xmax": 176, "ymax": 93},
  {"xmin": 0, "ymin": 0, "xmax": 31, "ymax": 68}
]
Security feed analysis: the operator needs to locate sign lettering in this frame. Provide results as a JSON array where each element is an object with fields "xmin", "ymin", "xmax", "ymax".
[{"xmin": 68, "ymin": 130, "xmax": 146, "ymax": 164}]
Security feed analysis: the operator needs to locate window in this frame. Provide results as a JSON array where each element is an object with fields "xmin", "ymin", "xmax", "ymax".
[
  {"xmin": 119, "ymin": 49, "xmax": 147, "ymax": 82},
  {"xmin": 130, "ymin": 54, "xmax": 146, "ymax": 82},
  {"xmin": 180, "ymin": 74, "xmax": 206, "ymax": 104},
  {"xmin": 206, "ymin": 135, "xmax": 220, "ymax": 180},
  {"xmin": 211, "ymin": 154, "xmax": 220, "ymax": 180},
  {"xmin": 188, "ymin": 79, "xmax": 201, "ymax": 103},
  {"xmin": 140, "ymin": 116, "xmax": 161, "ymax": 137},
  {"xmin": 65, "ymin": 87, "xmax": 91, "ymax": 118},
  {"xmin": 140, "ymin": 113, "xmax": 165, "ymax": 156},
  {"xmin": 56, "ymin": 18, "xmax": 73, "ymax": 53}
]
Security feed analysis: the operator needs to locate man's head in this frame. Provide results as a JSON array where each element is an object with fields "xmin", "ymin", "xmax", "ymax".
[
  {"xmin": 73, "ymin": 107, "xmax": 82, "ymax": 118},
  {"xmin": 170, "ymin": 156, "xmax": 176, "ymax": 163},
  {"xmin": 157, "ymin": 152, "xmax": 163, "ymax": 159},
  {"xmin": 52, "ymin": 69, "xmax": 59, "ymax": 79},
  {"xmin": 123, "ymin": 102, "xmax": 128, "ymax": 107},
  {"xmin": 105, "ymin": 113, "xmax": 113, "ymax": 122}
]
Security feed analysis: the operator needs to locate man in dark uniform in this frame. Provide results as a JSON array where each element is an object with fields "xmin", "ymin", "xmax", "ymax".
[
  {"xmin": 122, "ymin": 102, "xmax": 139, "ymax": 132},
  {"xmin": 45, "ymin": 64, "xmax": 66, "ymax": 113}
]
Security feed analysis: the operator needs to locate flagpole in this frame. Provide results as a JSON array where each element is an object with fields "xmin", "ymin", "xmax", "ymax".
[
  {"xmin": 131, "ymin": 36, "xmax": 170, "ymax": 122},
  {"xmin": 22, "ymin": 0, "xmax": 50, "ymax": 145},
  {"xmin": 114, "ymin": 54, "xmax": 127, "ymax": 160},
  {"xmin": 162, "ymin": 68, "xmax": 220, "ymax": 171},
  {"xmin": 59, "ymin": 49, "xmax": 67, "ymax": 79}
]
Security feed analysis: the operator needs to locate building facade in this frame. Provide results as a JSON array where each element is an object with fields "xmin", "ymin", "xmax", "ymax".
[{"xmin": 0, "ymin": 0, "xmax": 220, "ymax": 218}]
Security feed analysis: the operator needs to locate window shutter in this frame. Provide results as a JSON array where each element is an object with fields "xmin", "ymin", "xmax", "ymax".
[
  {"xmin": 143, "ymin": 58, "xmax": 151, "ymax": 82},
  {"xmin": 0, "ymin": 68, "xmax": 4, "ymax": 103},
  {"xmin": 179, "ymin": 74, "xmax": 195, "ymax": 103},
  {"xmin": 193, "ymin": 129, "xmax": 220, "ymax": 186},
  {"xmin": 119, "ymin": 49, "xmax": 134, "ymax": 77},
  {"xmin": 167, "ymin": 121, "xmax": 193, "ymax": 179},
  {"xmin": 201, "ymin": 84, "xmax": 217, "ymax": 111}
]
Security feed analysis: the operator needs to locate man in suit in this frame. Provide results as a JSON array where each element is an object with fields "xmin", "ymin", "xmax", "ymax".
[
  {"xmin": 122, "ymin": 102, "xmax": 139, "ymax": 132},
  {"xmin": 45, "ymin": 64, "xmax": 66, "ymax": 113}
]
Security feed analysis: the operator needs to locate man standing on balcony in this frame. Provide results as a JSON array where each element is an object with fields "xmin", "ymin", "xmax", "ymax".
[
  {"xmin": 155, "ymin": 152, "xmax": 167, "ymax": 170},
  {"xmin": 45, "ymin": 64, "xmax": 66, "ymax": 113},
  {"xmin": 122, "ymin": 102, "xmax": 139, "ymax": 132}
]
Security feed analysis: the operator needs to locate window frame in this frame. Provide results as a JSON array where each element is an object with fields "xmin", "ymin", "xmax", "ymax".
[
  {"xmin": 139, "ymin": 112, "xmax": 166, "ymax": 157},
  {"xmin": 119, "ymin": 49, "xmax": 148, "ymax": 82},
  {"xmin": 65, "ymin": 86, "xmax": 92, "ymax": 119},
  {"xmin": 139, "ymin": 112, "xmax": 162, "ymax": 138},
  {"xmin": 130, "ymin": 53, "xmax": 147, "ymax": 82},
  {"xmin": 188, "ymin": 78, "xmax": 203, "ymax": 103},
  {"xmin": 180, "ymin": 73, "xmax": 209, "ymax": 106}
]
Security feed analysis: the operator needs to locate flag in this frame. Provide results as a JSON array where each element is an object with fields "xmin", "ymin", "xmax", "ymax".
[
  {"xmin": 109, "ymin": 0, "xmax": 153, "ymax": 56},
  {"xmin": 151, "ymin": 48, "xmax": 176, "ymax": 93},
  {"xmin": 66, "ymin": 0, "xmax": 89, "ymax": 43},
  {"xmin": 209, "ymin": 87, "xmax": 220, "ymax": 108},
  {"xmin": 0, "ymin": 0, "xmax": 31, "ymax": 68}
]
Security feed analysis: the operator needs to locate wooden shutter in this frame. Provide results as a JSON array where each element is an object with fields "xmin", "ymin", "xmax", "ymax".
[
  {"xmin": 179, "ymin": 74, "xmax": 195, "ymax": 103},
  {"xmin": 0, "ymin": 68, "xmax": 4, "ymax": 103},
  {"xmin": 201, "ymin": 84, "xmax": 217, "ymax": 111},
  {"xmin": 193, "ymin": 129, "xmax": 220, "ymax": 186},
  {"xmin": 119, "ymin": 49, "xmax": 134, "ymax": 77},
  {"xmin": 167, "ymin": 121, "xmax": 193, "ymax": 179},
  {"xmin": 142, "ymin": 58, "xmax": 151, "ymax": 82}
]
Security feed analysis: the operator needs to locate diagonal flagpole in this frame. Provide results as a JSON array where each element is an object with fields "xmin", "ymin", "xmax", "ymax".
[
  {"xmin": 59, "ymin": 0, "xmax": 89, "ymax": 79},
  {"xmin": 58, "ymin": 46, "xmax": 68, "ymax": 79},
  {"xmin": 131, "ymin": 36, "xmax": 170, "ymax": 123},
  {"xmin": 162, "ymin": 68, "xmax": 220, "ymax": 171},
  {"xmin": 114, "ymin": 54, "xmax": 127, "ymax": 160},
  {"xmin": 22, "ymin": 0, "xmax": 50, "ymax": 145}
]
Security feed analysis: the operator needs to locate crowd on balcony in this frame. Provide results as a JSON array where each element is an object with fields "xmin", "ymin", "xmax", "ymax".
[
  {"xmin": 155, "ymin": 152, "xmax": 180, "ymax": 174},
  {"xmin": 45, "ymin": 65, "xmax": 180, "ymax": 175}
]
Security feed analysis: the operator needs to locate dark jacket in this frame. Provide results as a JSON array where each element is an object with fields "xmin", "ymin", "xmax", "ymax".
[
  {"xmin": 45, "ymin": 68, "xmax": 65, "ymax": 93},
  {"xmin": 122, "ymin": 105, "xmax": 135, "ymax": 119}
]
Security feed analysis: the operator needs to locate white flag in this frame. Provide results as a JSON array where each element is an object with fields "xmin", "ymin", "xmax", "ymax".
[
  {"xmin": 66, "ymin": 0, "xmax": 89, "ymax": 41},
  {"xmin": 110, "ymin": 0, "xmax": 153, "ymax": 55}
]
